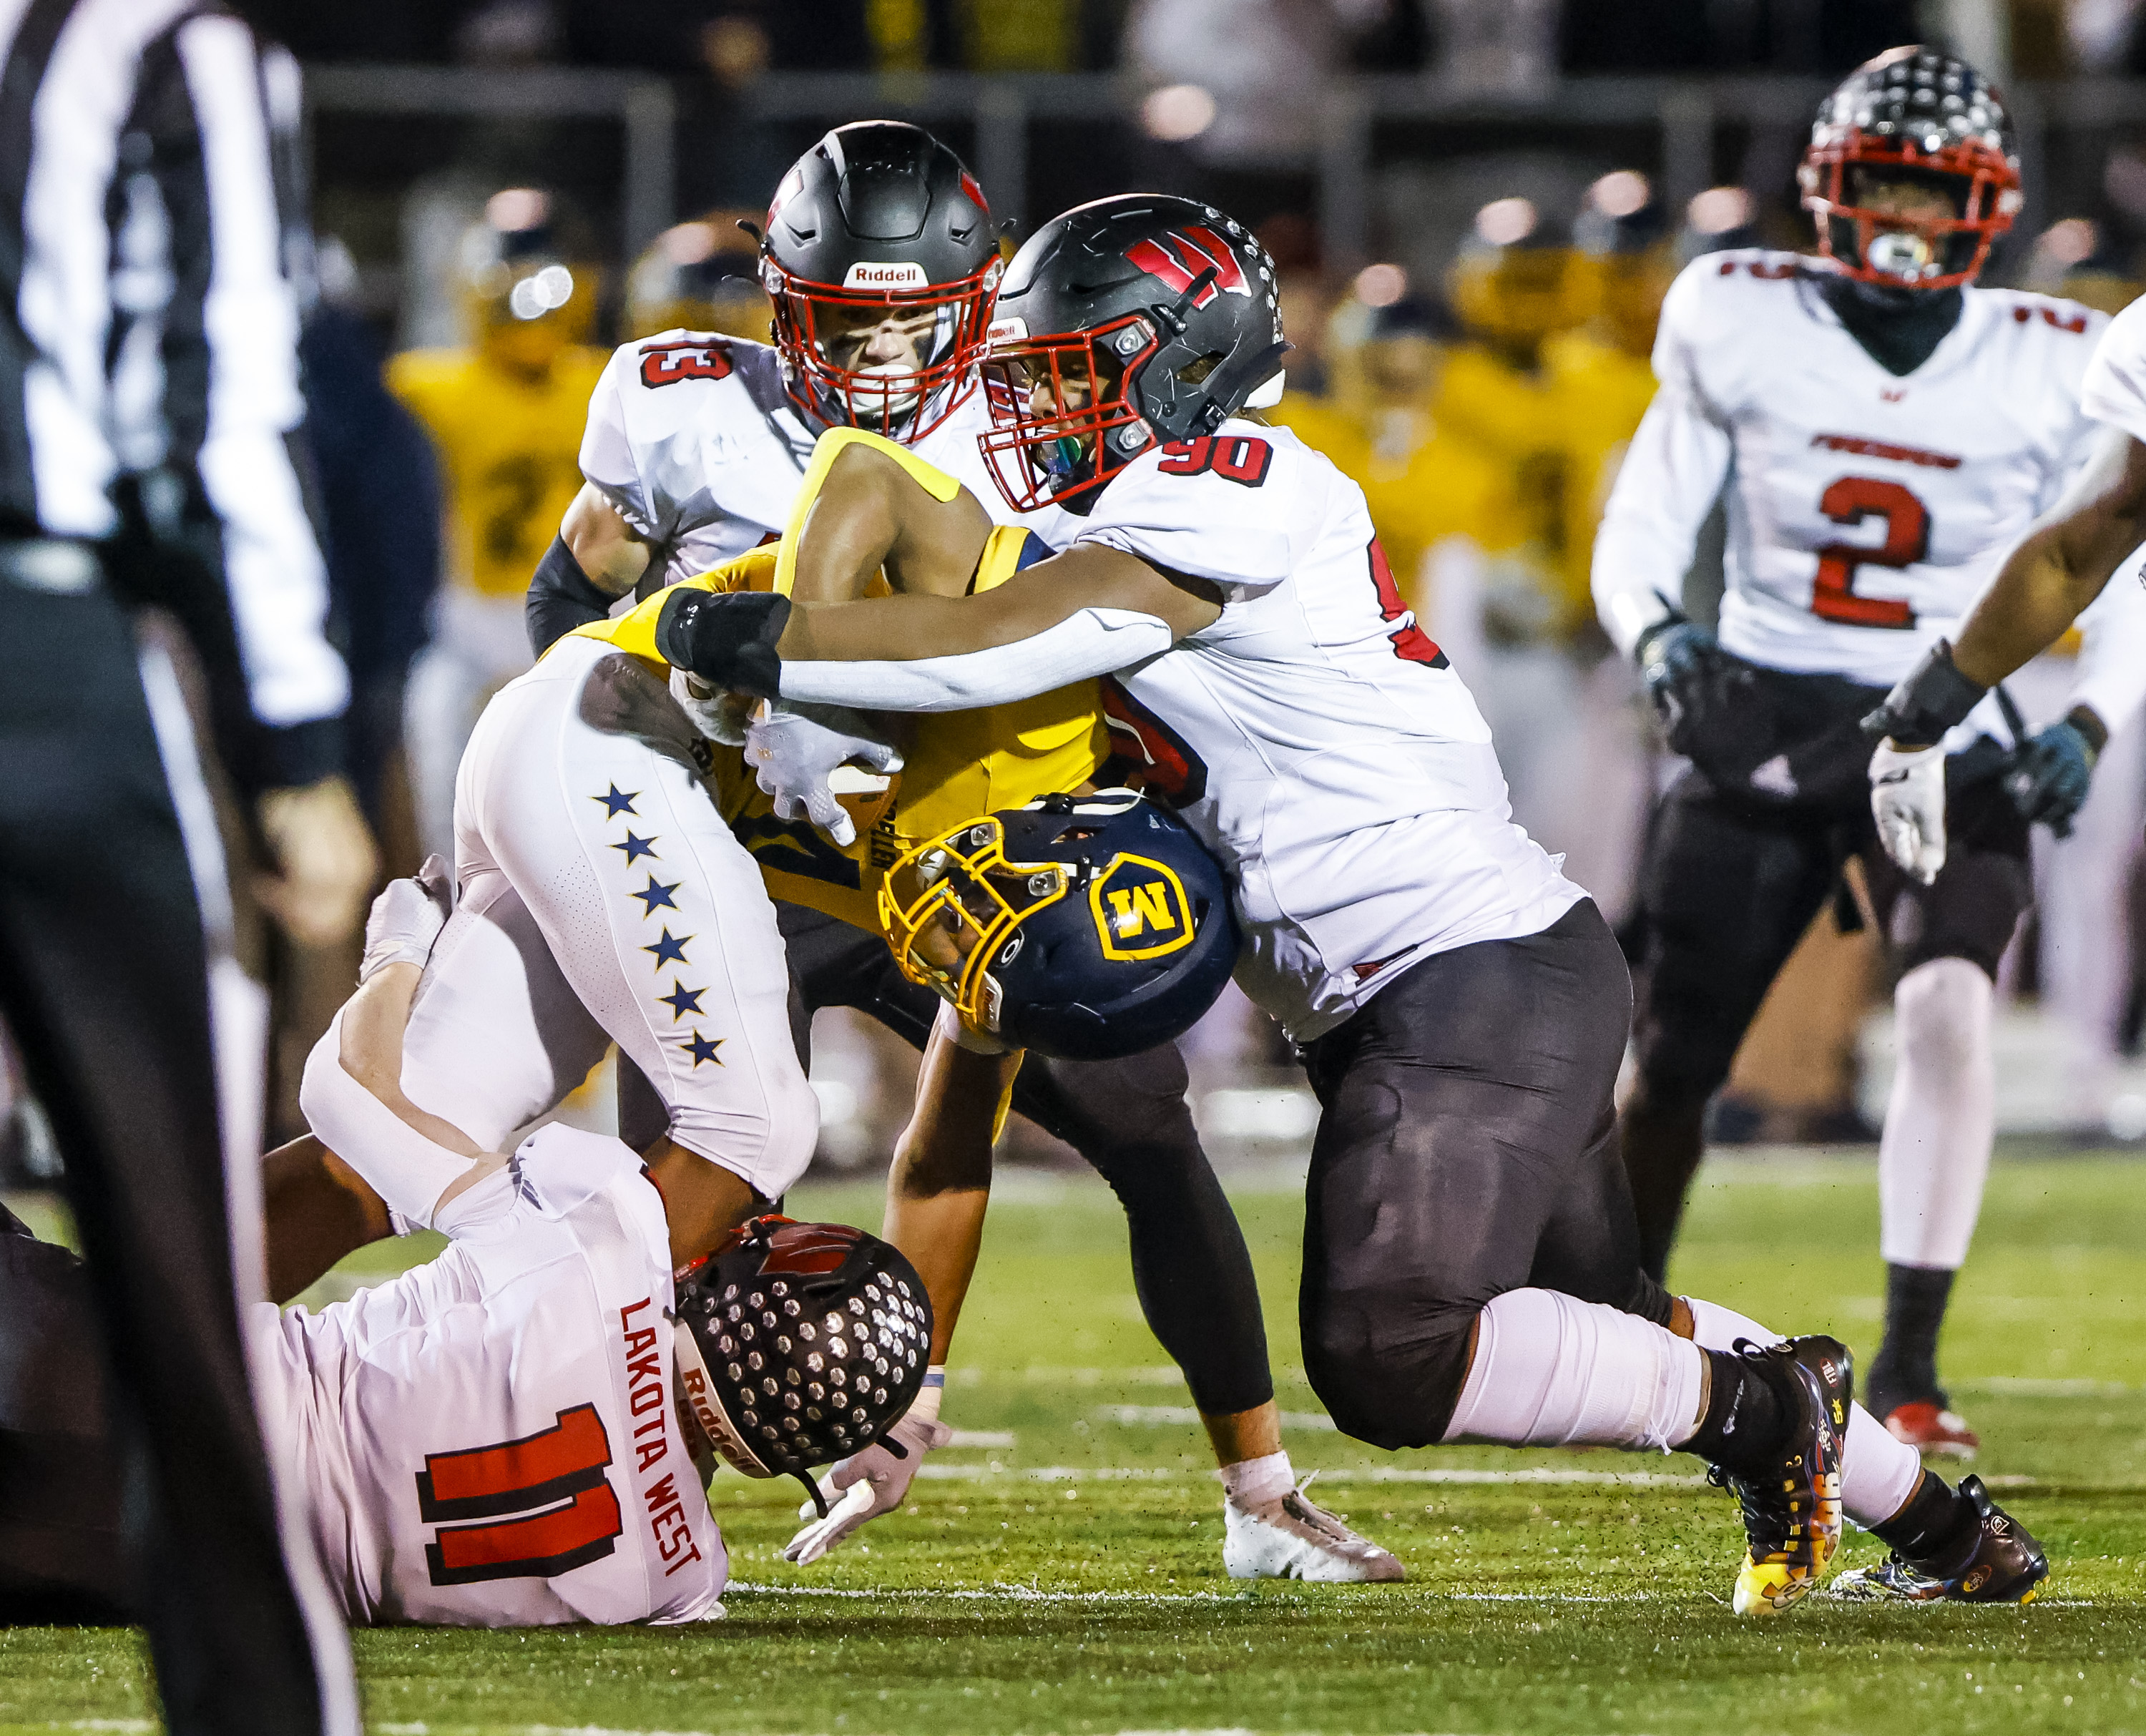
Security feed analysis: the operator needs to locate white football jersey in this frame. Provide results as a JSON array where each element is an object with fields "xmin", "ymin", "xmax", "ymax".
[
  {"xmin": 578, "ymin": 333, "xmax": 1072, "ymax": 585},
  {"xmin": 255, "ymin": 1124, "xmax": 725, "ymax": 1628},
  {"xmin": 1595, "ymin": 251, "xmax": 2106, "ymax": 689},
  {"xmin": 1078, "ymin": 421, "xmax": 1584, "ymax": 1041}
]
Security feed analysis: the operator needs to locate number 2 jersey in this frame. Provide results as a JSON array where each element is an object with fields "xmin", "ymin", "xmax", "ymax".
[
  {"xmin": 254, "ymin": 1124, "xmax": 725, "ymax": 1627},
  {"xmin": 1073, "ymin": 422, "xmax": 1583, "ymax": 1041},
  {"xmin": 1593, "ymin": 249, "xmax": 2146, "ymax": 733}
]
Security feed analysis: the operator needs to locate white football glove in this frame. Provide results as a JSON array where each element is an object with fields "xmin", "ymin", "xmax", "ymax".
[
  {"xmin": 744, "ymin": 702, "xmax": 903, "ymax": 848},
  {"xmin": 670, "ymin": 667, "xmax": 753, "ymax": 746},
  {"xmin": 780, "ymin": 1412, "xmax": 952, "ymax": 1565},
  {"xmin": 358, "ymin": 853, "xmax": 454, "ymax": 984},
  {"xmin": 1870, "ymin": 738, "xmax": 1949, "ymax": 886}
]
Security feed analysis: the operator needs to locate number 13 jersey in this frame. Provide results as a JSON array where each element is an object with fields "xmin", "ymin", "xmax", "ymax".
[{"xmin": 1592, "ymin": 250, "xmax": 2105, "ymax": 686}]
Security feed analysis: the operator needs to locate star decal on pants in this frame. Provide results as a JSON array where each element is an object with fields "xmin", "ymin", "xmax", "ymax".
[
  {"xmin": 612, "ymin": 830, "xmax": 660, "ymax": 865},
  {"xmin": 659, "ymin": 980, "xmax": 707, "ymax": 1022},
  {"xmin": 593, "ymin": 784, "xmax": 640, "ymax": 819},
  {"xmin": 644, "ymin": 929, "xmax": 692, "ymax": 968},
  {"xmin": 680, "ymin": 1030, "xmax": 725, "ymax": 1069},
  {"xmin": 633, "ymin": 875, "xmax": 681, "ymax": 916}
]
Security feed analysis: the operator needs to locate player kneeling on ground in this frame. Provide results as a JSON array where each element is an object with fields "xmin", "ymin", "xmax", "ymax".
[
  {"xmin": 0, "ymin": 868, "xmax": 929, "ymax": 1628},
  {"xmin": 645, "ymin": 192, "xmax": 2050, "ymax": 1613}
]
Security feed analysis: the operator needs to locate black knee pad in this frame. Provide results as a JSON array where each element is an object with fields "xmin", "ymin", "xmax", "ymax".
[{"xmin": 1302, "ymin": 1296, "xmax": 1476, "ymax": 1451}]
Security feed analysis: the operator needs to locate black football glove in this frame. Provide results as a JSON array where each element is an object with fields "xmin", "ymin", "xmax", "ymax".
[
  {"xmin": 654, "ymin": 587, "xmax": 791, "ymax": 698},
  {"xmin": 2004, "ymin": 709, "xmax": 2106, "ymax": 838},
  {"xmin": 1861, "ymin": 637, "xmax": 1987, "ymax": 747},
  {"xmin": 1635, "ymin": 617, "xmax": 1720, "ymax": 752}
]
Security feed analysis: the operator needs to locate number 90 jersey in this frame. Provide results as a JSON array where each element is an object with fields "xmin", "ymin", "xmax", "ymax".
[
  {"xmin": 1593, "ymin": 250, "xmax": 2105, "ymax": 686},
  {"xmin": 254, "ymin": 1125, "xmax": 725, "ymax": 1628},
  {"xmin": 1075, "ymin": 421, "xmax": 1584, "ymax": 1041}
]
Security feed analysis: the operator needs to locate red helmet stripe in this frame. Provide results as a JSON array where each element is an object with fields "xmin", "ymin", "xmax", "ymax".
[{"xmin": 1125, "ymin": 229, "xmax": 1248, "ymax": 308}]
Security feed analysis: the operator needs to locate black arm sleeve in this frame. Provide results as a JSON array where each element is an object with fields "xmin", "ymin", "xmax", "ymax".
[{"xmin": 527, "ymin": 534, "xmax": 618, "ymax": 657}]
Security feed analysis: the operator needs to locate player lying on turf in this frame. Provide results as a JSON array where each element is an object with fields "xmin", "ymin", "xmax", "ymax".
[
  {"xmin": 1592, "ymin": 46, "xmax": 2146, "ymax": 1457},
  {"xmin": 1865, "ymin": 233, "xmax": 2146, "ymax": 876},
  {"xmin": 0, "ymin": 867, "xmax": 930, "ymax": 1627},
  {"xmin": 512, "ymin": 119, "xmax": 1392, "ymax": 1581},
  {"xmin": 632, "ymin": 191, "xmax": 2052, "ymax": 1612}
]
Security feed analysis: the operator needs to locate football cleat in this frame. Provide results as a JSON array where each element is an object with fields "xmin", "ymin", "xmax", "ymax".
[
  {"xmin": 1830, "ymin": 1476, "xmax": 2047, "ymax": 1604},
  {"xmin": 1708, "ymin": 1335, "xmax": 1850, "ymax": 1616},
  {"xmin": 1881, "ymin": 1399, "xmax": 1980, "ymax": 1460},
  {"xmin": 1223, "ymin": 1478, "xmax": 1406, "ymax": 1583}
]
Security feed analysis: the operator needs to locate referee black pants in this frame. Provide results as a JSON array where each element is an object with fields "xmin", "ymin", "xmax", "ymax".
[
  {"xmin": 773, "ymin": 901, "xmax": 1276, "ymax": 1418},
  {"xmin": 1298, "ymin": 900, "xmax": 1671, "ymax": 1448},
  {"xmin": 0, "ymin": 575, "xmax": 348, "ymax": 1732}
]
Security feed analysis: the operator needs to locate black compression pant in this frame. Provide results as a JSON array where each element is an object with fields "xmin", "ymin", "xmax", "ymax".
[
  {"xmin": 1298, "ymin": 901, "xmax": 1670, "ymax": 1448},
  {"xmin": 777, "ymin": 901, "xmax": 1275, "ymax": 1417},
  {"xmin": 0, "ymin": 578, "xmax": 334, "ymax": 1730},
  {"xmin": 1623, "ymin": 763, "xmax": 2032, "ymax": 1278}
]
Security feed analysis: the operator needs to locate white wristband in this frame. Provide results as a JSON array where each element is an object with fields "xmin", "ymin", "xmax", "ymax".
[{"xmin": 911, "ymin": 1367, "xmax": 946, "ymax": 1425}]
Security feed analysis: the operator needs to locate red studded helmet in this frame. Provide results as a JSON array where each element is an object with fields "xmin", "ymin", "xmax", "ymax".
[
  {"xmin": 1798, "ymin": 46, "xmax": 2021, "ymax": 290},
  {"xmin": 760, "ymin": 122, "xmax": 1001, "ymax": 442},
  {"xmin": 672, "ymin": 1217, "xmax": 932, "ymax": 1511}
]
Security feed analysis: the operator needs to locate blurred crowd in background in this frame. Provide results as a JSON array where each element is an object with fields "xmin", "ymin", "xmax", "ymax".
[{"xmin": 14, "ymin": 0, "xmax": 2146, "ymax": 1184}]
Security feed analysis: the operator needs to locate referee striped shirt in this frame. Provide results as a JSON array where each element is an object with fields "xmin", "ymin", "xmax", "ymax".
[{"xmin": 0, "ymin": 0, "xmax": 346, "ymax": 789}]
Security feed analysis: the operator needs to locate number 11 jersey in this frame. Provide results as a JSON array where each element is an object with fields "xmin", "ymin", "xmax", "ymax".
[
  {"xmin": 257, "ymin": 1124, "xmax": 725, "ymax": 1627},
  {"xmin": 1593, "ymin": 250, "xmax": 2105, "ymax": 687}
]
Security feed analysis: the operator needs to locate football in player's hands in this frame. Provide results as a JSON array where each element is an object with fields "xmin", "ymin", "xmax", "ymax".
[
  {"xmin": 780, "ymin": 1413, "xmax": 953, "ymax": 1565},
  {"xmin": 1869, "ymin": 739, "xmax": 1949, "ymax": 886},
  {"xmin": 358, "ymin": 854, "xmax": 454, "ymax": 984}
]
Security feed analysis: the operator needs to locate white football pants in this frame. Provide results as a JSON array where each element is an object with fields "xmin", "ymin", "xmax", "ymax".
[{"xmin": 398, "ymin": 635, "xmax": 818, "ymax": 1200}]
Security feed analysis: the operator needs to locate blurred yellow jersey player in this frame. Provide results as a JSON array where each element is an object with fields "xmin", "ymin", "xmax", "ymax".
[
  {"xmin": 1544, "ymin": 171, "xmax": 1678, "ymax": 608},
  {"xmin": 562, "ymin": 431, "xmax": 1110, "ymax": 942},
  {"xmin": 391, "ymin": 189, "xmax": 608, "ymax": 602},
  {"xmin": 625, "ymin": 210, "xmax": 772, "ymax": 343},
  {"xmin": 1272, "ymin": 295, "xmax": 1526, "ymax": 604},
  {"xmin": 393, "ymin": 188, "xmax": 609, "ymax": 860}
]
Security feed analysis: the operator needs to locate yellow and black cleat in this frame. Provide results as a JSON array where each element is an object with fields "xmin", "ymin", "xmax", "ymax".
[{"xmin": 1710, "ymin": 1335, "xmax": 1851, "ymax": 1617}]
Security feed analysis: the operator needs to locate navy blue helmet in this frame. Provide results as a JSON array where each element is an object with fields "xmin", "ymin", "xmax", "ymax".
[{"xmin": 877, "ymin": 790, "xmax": 1239, "ymax": 1061}]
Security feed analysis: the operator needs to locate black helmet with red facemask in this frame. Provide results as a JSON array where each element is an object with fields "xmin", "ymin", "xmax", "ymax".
[
  {"xmin": 760, "ymin": 122, "xmax": 1000, "ymax": 442},
  {"xmin": 977, "ymin": 195, "xmax": 1289, "ymax": 514},
  {"xmin": 1798, "ymin": 46, "xmax": 2021, "ymax": 292}
]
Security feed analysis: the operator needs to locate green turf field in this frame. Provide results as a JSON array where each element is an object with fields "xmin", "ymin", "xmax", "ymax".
[{"xmin": 5, "ymin": 1150, "xmax": 2145, "ymax": 1735}]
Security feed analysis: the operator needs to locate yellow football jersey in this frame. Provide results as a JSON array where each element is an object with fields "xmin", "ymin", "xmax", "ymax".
[
  {"xmin": 388, "ymin": 345, "xmax": 610, "ymax": 600},
  {"xmin": 566, "ymin": 524, "xmax": 1111, "ymax": 938}
]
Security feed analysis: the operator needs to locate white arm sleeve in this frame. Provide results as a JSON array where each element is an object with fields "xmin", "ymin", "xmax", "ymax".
[
  {"xmin": 298, "ymin": 1010, "xmax": 481, "ymax": 1230},
  {"xmin": 2070, "ymin": 545, "xmax": 2146, "ymax": 735},
  {"xmin": 1590, "ymin": 381, "xmax": 1735, "ymax": 658},
  {"xmin": 775, "ymin": 607, "xmax": 1175, "ymax": 712}
]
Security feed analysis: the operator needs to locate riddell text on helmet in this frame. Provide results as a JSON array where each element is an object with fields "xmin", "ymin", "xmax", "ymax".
[{"xmin": 841, "ymin": 261, "xmax": 929, "ymax": 290}]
